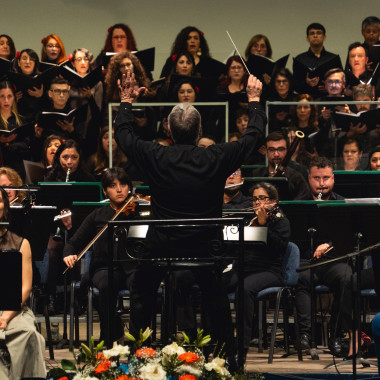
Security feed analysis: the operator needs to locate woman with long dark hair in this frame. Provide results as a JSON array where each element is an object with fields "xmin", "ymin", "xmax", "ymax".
[{"xmin": 0, "ymin": 186, "xmax": 46, "ymax": 379}]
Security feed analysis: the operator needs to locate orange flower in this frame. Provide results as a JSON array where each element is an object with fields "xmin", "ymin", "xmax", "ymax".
[
  {"xmin": 179, "ymin": 375, "xmax": 197, "ymax": 380},
  {"xmin": 135, "ymin": 347, "xmax": 156, "ymax": 358},
  {"xmin": 57, "ymin": 377, "xmax": 68, "ymax": 380},
  {"xmin": 115, "ymin": 376, "xmax": 133, "ymax": 380},
  {"xmin": 178, "ymin": 352, "xmax": 200, "ymax": 364},
  {"xmin": 96, "ymin": 352, "xmax": 106, "ymax": 361},
  {"xmin": 94, "ymin": 360, "xmax": 111, "ymax": 374}
]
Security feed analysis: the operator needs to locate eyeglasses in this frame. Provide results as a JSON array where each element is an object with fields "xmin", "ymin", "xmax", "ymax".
[
  {"xmin": 74, "ymin": 57, "xmax": 89, "ymax": 62},
  {"xmin": 252, "ymin": 196, "xmax": 271, "ymax": 202},
  {"xmin": 267, "ymin": 147, "xmax": 287, "ymax": 153},
  {"xmin": 46, "ymin": 44, "xmax": 60, "ymax": 49},
  {"xmin": 326, "ymin": 80, "xmax": 343, "ymax": 86},
  {"xmin": 230, "ymin": 171, "xmax": 241, "ymax": 176},
  {"xmin": 112, "ymin": 35, "xmax": 126, "ymax": 40},
  {"xmin": 230, "ymin": 66, "xmax": 243, "ymax": 71},
  {"xmin": 52, "ymin": 89, "xmax": 69, "ymax": 95}
]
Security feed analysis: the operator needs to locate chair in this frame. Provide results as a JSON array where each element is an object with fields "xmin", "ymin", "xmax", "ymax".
[
  {"xmin": 256, "ymin": 241, "xmax": 301, "ymax": 363},
  {"xmin": 69, "ymin": 251, "xmax": 133, "ymax": 350}
]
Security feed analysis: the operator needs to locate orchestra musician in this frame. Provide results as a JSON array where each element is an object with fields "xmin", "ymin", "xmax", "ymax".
[
  {"xmin": 223, "ymin": 168, "xmax": 251, "ymax": 210},
  {"xmin": 295, "ymin": 157, "xmax": 354, "ymax": 357},
  {"xmin": 0, "ymin": 187, "xmax": 46, "ymax": 380},
  {"xmin": 114, "ymin": 71, "xmax": 266, "ymax": 370},
  {"xmin": 223, "ymin": 182, "xmax": 290, "ymax": 361},
  {"xmin": 63, "ymin": 167, "xmax": 137, "ymax": 343}
]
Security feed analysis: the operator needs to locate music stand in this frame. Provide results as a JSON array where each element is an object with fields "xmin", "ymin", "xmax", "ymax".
[
  {"xmin": 107, "ymin": 217, "xmax": 250, "ymax": 368},
  {"xmin": 333, "ymin": 171, "xmax": 380, "ymax": 198},
  {"xmin": 36, "ymin": 182, "xmax": 103, "ymax": 209},
  {"xmin": 286, "ymin": 200, "xmax": 380, "ymax": 378}
]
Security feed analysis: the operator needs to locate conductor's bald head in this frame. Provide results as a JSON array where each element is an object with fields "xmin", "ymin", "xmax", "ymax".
[{"xmin": 168, "ymin": 103, "xmax": 202, "ymax": 145}]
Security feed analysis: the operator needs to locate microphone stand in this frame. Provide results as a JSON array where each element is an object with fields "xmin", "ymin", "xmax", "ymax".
[{"xmin": 56, "ymin": 229, "xmax": 69, "ymax": 349}]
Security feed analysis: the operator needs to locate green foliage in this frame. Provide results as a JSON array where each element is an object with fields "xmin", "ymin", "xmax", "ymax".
[{"xmin": 125, "ymin": 327, "xmax": 153, "ymax": 348}]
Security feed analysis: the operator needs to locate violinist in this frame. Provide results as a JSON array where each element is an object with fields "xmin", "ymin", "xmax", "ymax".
[
  {"xmin": 63, "ymin": 167, "xmax": 136, "ymax": 343},
  {"xmin": 223, "ymin": 182, "xmax": 290, "ymax": 361},
  {"xmin": 223, "ymin": 168, "xmax": 251, "ymax": 210},
  {"xmin": 251, "ymin": 131, "xmax": 309, "ymax": 200}
]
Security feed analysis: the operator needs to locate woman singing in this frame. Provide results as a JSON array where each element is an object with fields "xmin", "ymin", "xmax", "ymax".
[
  {"xmin": 63, "ymin": 167, "xmax": 136, "ymax": 343},
  {"xmin": 0, "ymin": 186, "xmax": 46, "ymax": 379}
]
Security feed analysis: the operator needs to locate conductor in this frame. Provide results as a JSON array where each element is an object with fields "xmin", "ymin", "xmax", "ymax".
[{"xmin": 114, "ymin": 71, "xmax": 266, "ymax": 365}]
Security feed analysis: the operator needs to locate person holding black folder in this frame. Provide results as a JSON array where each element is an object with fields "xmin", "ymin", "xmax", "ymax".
[
  {"xmin": 104, "ymin": 51, "xmax": 151, "ymax": 104},
  {"xmin": 0, "ymin": 81, "xmax": 32, "ymax": 177},
  {"xmin": 293, "ymin": 23, "xmax": 339, "ymax": 98},
  {"xmin": 66, "ymin": 48, "xmax": 103, "ymax": 156},
  {"xmin": 344, "ymin": 42, "xmax": 378, "ymax": 96},
  {"xmin": 10, "ymin": 48, "xmax": 47, "ymax": 123},
  {"xmin": 266, "ymin": 68, "xmax": 295, "ymax": 132},
  {"xmin": 160, "ymin": 26, "xmax": 226, "ymax": 92},
  {"xmin": 0, "ymin": 187, "xmax": 46, "ymax": 379}
]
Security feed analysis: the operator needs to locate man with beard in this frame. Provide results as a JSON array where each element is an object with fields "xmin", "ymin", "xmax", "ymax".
[
  {"xmin": 223, "ymin": 168, "xmax": 251, "ymax": 209},
  {"xmin": 295, "ymin": 157, "xmax": 353, "ymax": 357},
  {"xmin": 251, "ymin": 132, "xmax": 309, "ymax": 200}
]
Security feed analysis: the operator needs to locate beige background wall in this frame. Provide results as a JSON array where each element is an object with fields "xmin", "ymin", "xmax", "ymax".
[{"xmin": 2, "ymin": 0, "xmax": 379, "ymax": 78}]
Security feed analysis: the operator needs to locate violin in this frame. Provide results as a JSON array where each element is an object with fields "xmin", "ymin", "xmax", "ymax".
[
  {"xmin": 248, "ymin": 203, "xmax": 281, "ymax": 226},
  {"xmin": 63, "ymin": 195, "xmax": 137, "ymax": 274}
]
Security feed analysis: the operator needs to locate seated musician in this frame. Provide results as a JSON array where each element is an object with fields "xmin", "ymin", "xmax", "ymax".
[
  {"xmin": 251, "ymin": 131, "xmax": 309, "ymax": 200},
  {"xmin": 0, "ymin": 167, "xmax": 26, "ymax": 205},
  {"xmin": 223, "ymin": 168, "xmax": 251, "ymax": 209},
  {"xmin": 295, "ymin": 157, "xmax": 354, "ymax": 357},
  {"xmin": 63, "ymin": 167, "xmax": 136, "ymax": 343},
  {"xmin": 0, "ymin": 187, "xmax": 46, "ymax": 379},
  {"xmin": 224, "ymin": 182, "xmax": 290, "ymax": 360}
]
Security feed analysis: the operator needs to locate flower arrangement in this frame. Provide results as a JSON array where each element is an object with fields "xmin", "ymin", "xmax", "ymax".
[{"xmin": 47, "ymin": 328, "xmax": 263, "ymax": 380}]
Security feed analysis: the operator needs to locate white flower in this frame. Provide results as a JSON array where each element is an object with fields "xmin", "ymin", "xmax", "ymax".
[
  {"xmin": 103, "ymin": 344, "xmax": 130, "ymax": 359},
  {"xmin": 161, "ymin": 342, "xmax": 186, "ymax": 365},
  {"xmin": 176, "ymin": 363, "xmax": 203, "ymax": 377},
  {"xmin": 204, "ymin": 357, "xmax": 231, "ymax": 377},
  {"xmin": 161, "ymin": 342, "xmax": 186, "ymax": 357},
  {"xmin": 138, "ymin": 362, "xmax": 167, "ymax": 380},
  {"xmin": 72, "ymin": 375, "xmax": 98, "ymax": 380}
]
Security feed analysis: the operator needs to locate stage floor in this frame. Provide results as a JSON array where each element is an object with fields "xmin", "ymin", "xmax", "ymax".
[{"xmin": 41, "ymin": 321, "xmax": 379, "ymax": 378}]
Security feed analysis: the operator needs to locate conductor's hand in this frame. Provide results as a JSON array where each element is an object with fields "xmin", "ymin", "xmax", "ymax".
[
  {"xmin": 313, "ymin": 243, "xmax": 331, "ymax": 260},
  {"xmin": 63, "ymin": 255, "xmax": 78, "ymax": 268},
  {"xmin": 118, "ymin": 71, "xmax": 146, "ymax": 104},
  {"xmin": 246, "ymin": 75, "xmax": 262, "ymax": 102}
]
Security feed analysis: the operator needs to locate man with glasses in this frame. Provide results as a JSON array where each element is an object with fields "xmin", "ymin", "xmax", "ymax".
[
  {"xmin": 295, "ymin": 157, "xmax": 352, "ymax": 357},
  {"xmin": 293, "ymin": 23, "xmax": 339, "ymax": 98},
  {"xmin": 251, "ymin": 131, "xmax": 309, "ymax": 200}
]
